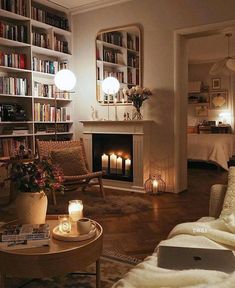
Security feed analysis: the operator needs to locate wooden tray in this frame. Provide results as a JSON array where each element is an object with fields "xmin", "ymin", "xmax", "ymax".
[{"xmin": 52, "ymin": 223, "xmax": 96, "ymax": 242}]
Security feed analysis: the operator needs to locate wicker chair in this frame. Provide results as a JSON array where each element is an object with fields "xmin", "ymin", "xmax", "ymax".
[{"xmin": 36, "ymin": 139, "xmax": 105, "ymax": 205}]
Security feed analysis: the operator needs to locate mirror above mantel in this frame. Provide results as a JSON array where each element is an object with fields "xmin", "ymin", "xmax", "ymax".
[{"xmin": 96, "ymin": 25, "xmax": 142, "ymax": 105}]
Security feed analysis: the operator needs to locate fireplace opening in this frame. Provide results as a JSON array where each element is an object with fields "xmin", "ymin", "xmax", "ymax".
[{"xmin": 92, "ymin": 134, "xmax": 133, "ymax": 182}]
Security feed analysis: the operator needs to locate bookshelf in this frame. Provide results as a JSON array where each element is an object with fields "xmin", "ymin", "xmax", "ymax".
[
  {"xmin": 96, "ymin": 25, "xmax": 141, "ymax": 104},
  {"xmin": 0, "ymin": 0, "xmax": 73, "ymax": 158}
]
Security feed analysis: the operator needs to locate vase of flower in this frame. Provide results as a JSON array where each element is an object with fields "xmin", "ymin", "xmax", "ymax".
[
  {"xmin": 10, "ymin": 159, "xmax": 64, "ymax": 224},
  {"xmin": 125, "ymin": 86, "xmax": 152, "ymax": 120},
  {"xmin": 16, "ymin": 191, "xmax": 48, "ymax": 224}
]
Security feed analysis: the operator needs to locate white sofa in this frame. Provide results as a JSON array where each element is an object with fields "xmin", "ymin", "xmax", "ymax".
[{"xmin": 112, "ymin": 175, "xmax": 235, "ymax": 288}]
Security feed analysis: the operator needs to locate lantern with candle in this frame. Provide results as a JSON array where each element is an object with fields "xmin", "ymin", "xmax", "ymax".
[
  {"xmin": 144, "ymin": 173, "xmax": 166, "ymax": 195},
  {"xmin": 68, "ymin": 200, "xmax": 83, "ymax": 221},
  {"xmin": 58, "ymin": 215, "xmax": 72, "ymax": 234}
]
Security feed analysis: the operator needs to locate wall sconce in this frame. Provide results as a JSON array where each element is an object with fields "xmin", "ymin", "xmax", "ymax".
[
  {"xmin": 144, "ymin": 174, "xmax": 166, "ymax": 195},
  {"xmin": 54, "ymin": 69, "xmax": 76, "ymax": 91},
  {"xmin": 219, "ymin": 112, "xmax": 231, "ymax": 125}
]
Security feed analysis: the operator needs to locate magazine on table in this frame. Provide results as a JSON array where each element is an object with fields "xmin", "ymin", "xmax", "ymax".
[
  {"xmin": 0, "ymin": 238, "xmax": 50, "ymax": 250},
  {"xmin": 0, "ymin": 223, "xmax": 50, "ymax": 242}
]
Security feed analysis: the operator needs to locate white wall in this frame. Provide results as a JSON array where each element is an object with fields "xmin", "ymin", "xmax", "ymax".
[{"xmin": 72, "ymin": 0, "xmax": 235, "ymax": 192}]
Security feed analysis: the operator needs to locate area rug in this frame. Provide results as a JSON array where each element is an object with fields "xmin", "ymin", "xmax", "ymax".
[
  {"xmin": 5, "ymin": 250, "xmax": 140, "ymax": 288},
  {"xmin": 0, "ymin": 189, "xmax": 153, "ymax": 220}
]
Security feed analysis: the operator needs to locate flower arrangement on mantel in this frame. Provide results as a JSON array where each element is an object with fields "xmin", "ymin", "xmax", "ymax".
[
  {"xmin": 124, "ymin": 86, "xmax": 152, "ymax": 120},
  {"xmin": 10, "ymin": 159, "xmax": 64, "ymax": 194}
]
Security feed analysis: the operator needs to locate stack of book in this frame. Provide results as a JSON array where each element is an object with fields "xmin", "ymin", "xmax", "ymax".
[{"xmin": 0, "ymin": 223, "xmax": 50, "ymax": 250}]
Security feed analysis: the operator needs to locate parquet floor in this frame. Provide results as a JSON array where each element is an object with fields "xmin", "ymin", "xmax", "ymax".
[{"xmin": 95, "ymin": 165, "xmax": 228, "ymax": 260}]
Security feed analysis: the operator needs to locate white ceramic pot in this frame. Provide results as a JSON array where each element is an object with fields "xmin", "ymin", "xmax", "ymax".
[{"xmin": 16, "ymin": 191, "xmax": 48, "ymax": 224}]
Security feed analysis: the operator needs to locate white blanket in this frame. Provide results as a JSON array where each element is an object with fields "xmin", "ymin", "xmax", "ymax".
[
  {"xmin": 112, "ymin": 216, "xmax": 235, "ymax": 288},
  {"xmin": 187, "ymin": 134, "xmax": 234, "ymax": 170}
]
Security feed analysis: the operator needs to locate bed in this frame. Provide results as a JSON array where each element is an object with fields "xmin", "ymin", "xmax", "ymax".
[{"xmin": 188, "ymin": 134, "xmax": 235, "ymax": 170}]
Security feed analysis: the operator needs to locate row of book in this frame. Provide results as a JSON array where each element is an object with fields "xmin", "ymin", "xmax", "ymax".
[
  {"xmin": 127, "ymin": 33, "xmax": 139, "ymax": 51},
  {"xmin": 0, "ymin": 76, "xmax": 28, "ymax": 95},
  {"xmin": 33, "ymin": 81, "xmax": 70, "ymax": 99},
  {"xmin": 127, "ymin": 53, "xmax": 139, "ymax": 68},
  {"xmin": 0, "ymin": 51, "xmax": 26, "ymax": 69},
  {"xmin": 103, "ymin": 70, "xmax": 125, "ymax": 83},
  {"xmin": 102, "ymin": 31, "xmax": 123, "ymax": 47},
  {"xmin": 34, "ymin": 103, "xmax": 71, "ymax": 122},
  {"xmin": 0, "ymin": 137, "xmax": 29, "ymax": 157},
  {"xmin": 32, "ymin": 31, "xmax": 49, "ymax": 48},
  {"xmin": 103, "ymin": 47, "xmax": 122, "ymax": 64},
  {"xmin": 127, "ymin": 69, "xmax": 139, "ymax": 85},
  {"xmin": 0, "ymin": 224, "xmax": 50, "ymax": 250},
  {"xmin": 0, "ymin": 21, "xmax": 27, "ymax": 43},
  {"xmin": 31, "ymin": 6, "xmax": 69, "ymax": 31},
  {"xmin": 0, "ymin": 0, "xmax": 27, "ymax": 16},
  {"xmin": 35, "ymin": 123, "xmax": 69, "ymax": 134},
  {"xmin": 54, "ymin": 36, "xmax": 69, "ymax": 54},
  {"xmin": 32, "ymin": 57, "xmax": 67, "ymax": 74}
]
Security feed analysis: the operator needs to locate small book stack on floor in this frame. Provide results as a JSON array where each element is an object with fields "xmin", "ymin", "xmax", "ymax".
[{"xmin": 0, "ymin": 223, "xmax": 50, "ymax": 250}]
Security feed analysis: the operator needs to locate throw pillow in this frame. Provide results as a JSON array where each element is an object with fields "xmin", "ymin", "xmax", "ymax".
[
  {"xmin": 50, "ymin": 146, "xmax": 88, "ymax": 176},
  {"xmin": 220, "ymin": 166, "xmax": 235, "ymax": 218}
]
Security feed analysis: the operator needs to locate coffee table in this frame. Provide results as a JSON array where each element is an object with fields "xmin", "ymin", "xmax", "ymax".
[{"xmin": 0, "ymin": 215, "xmax": 103, "ymax": 287}]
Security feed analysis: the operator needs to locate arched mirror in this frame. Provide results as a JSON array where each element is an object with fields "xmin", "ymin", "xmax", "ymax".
[{"xmin": 96, "ymin": 25, "xmax": 142, "ymax": 104}]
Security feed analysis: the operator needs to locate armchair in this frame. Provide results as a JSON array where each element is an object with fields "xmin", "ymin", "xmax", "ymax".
[{"xmin": 36, "ymin": 139, "xmax": 105, "ymax": 205}]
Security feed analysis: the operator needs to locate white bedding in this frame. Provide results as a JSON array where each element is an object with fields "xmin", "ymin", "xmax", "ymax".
[{"xmin": 188, "ymin": 134, "xmax": 235, "ymax": 171}]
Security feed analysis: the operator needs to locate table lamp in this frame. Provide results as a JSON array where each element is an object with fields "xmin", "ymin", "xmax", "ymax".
[{"xmin": 102, "ymin": 76, "xmax": 120, "ymax": 120}]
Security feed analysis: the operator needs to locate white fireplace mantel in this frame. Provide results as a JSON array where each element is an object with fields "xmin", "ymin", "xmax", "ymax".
[{"xmin": 80, "ymin": 120, "xmax": 153, "ymax": 192}]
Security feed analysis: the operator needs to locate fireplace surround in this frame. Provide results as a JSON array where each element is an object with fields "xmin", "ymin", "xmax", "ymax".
[{"xmin": 80, "ymin": 120, "xmax": 152, "ymax": 192}]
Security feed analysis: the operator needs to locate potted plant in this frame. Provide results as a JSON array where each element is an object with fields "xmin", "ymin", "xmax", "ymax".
[
  {"xmin": 125, "ymin": 86, "xmax": 152, "ymax": 120},
  {"xmin": 10, "ymin": 159, "xmax": 64, "ymax": 224}
]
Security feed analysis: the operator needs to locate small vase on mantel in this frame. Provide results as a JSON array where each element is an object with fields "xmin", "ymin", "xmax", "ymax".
[{"xmin": 16, "ymin": 191, "xmax": 48, "ymax": 224}]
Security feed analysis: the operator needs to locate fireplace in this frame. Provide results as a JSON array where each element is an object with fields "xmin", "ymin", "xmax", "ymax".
[{"xmin": 92, "ymin": 134, "xmax": 133, "ymax": 181}]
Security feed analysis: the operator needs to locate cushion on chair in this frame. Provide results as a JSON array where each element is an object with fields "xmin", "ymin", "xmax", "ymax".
[{"xmin": 50, "ymin": 146, "xmax": 89, "ymax": 176}]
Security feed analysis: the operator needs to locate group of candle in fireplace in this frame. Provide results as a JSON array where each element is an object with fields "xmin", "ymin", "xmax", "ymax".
[{"xmin": 101, "ymin": 153, "xmax": 131, "ymax": 175}]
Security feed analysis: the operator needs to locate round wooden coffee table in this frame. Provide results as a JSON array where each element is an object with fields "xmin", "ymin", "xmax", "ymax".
[{"xmin": 0, "ymin": 215, "xmax": 103, "ymax": 288}]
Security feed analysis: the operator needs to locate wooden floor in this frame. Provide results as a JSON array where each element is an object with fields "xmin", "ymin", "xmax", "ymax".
[{"xmin": 96, "ymin": 164, "xmax": 228, "ymax": 260}]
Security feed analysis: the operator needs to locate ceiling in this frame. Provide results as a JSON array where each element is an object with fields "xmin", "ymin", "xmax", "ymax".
[
  {"xmin": 188, "ymin": 32, "xmax": 235, "ymax": 63},
  {"xmin": 48, "ymin": 0, "xmax": 133, "ymax": 13}
]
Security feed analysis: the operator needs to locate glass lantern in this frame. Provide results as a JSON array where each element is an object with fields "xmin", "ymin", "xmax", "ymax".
[{"xmin": 144, "ymin": 174, "xmax": 166, "ymax": 195}]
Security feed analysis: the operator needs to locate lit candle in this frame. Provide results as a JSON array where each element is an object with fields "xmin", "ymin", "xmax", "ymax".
[
  {"xmin": 110, "ymin": 153, "xmax": 117, "ymax": 174},
  {"xmin": 117, "ymin": 156, "xmax": 123, "ymax": 175},
  {"xmin": 68, "ymin": 200, "xmax": 83, "ymax": 221},
  {"xmin": 101, "ymin": 153, "xmax": 109, "ymax": 172},
  {"xmin": 152, "ymin": 179, "xmax": 158, "ymax": 194},
  {"xmin": 58, "ymin": 215, "xmax": 72, "ymax": 234},
  {"xmin": 125, "ymin": 158, "xmax": 131, "ymax": 176}
]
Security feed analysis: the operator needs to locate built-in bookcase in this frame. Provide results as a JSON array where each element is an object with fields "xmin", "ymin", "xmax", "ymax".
[
  {"xmin": 96, "ymin": 25, "xmax": 141, "ymax": 104},
  {"xmin": 0, "ymin": 0, "xmax": 73, "ymax": 158}
]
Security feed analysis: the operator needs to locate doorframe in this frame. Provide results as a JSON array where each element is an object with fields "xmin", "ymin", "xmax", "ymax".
[{"xmin": 174, "ymin": 19, "xmax": 235, "ymax": 193}]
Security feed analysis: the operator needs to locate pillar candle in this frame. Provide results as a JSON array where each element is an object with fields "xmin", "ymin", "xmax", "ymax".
[
  {"xmin": 101, "ymin": 153, "xmax": 108, "ymax": 172},
  {"xmin": 110, "ymin": 153, "xmax": 117, "ymax": 174},
  {"xmin": 125, "ymin": 158, "xmax": 131, "ymax": 176},
  {"xmin": 117, "ymin": 156, "xmax": 123, "ymax": 175},
  {"xmin": 152, "ymin": 179, "xmax": 158, "ymax": 194},
  {"xmin": 68, "ymin": 200, "xmax": 83, "ymax": 221}
]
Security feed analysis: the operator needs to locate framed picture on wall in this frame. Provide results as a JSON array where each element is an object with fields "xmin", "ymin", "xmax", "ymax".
[
  {"xmin": 195, "ymin": 105, "xmax": 208, "ymax": 117},
  {"xmin": 212, "ymin": 78, "xmax": 221, "ymax": 90},
  {"xmin": 210, "ymin": 90, "xmax": 228, "ymax": 109}
]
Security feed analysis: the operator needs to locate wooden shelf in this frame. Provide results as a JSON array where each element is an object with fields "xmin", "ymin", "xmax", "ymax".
[
  {"xmin": 0, "ymin": 37, "xmax": 30, "ymax": 47},
  {"xmin": 0, "ymin": 66, "xmax": 31, "ymax": 73},
  {"xmin": 31, "ymin": 19, "xmax": 71, "ymax": 36},
  {"xmin": 32, "ymin": 45, "xmax": 72, "ymax": 59},
  {"xmin": 32, "ymin": 71, "xmax": 55, "ymax": 78},
  {"xmin": 34, "ymin": 96, "xmax": 72, "ymax": 101},
  {"xmin": 0, "ymin": 8, "xmax": 30, "ymax": 21},
  {"xmin": 0, "ymin": 94, "xmax": 33, "ymax": 98},
  {"xmin": 0, "ymin": 134, "xmax": 34, "ymax": 138},
  {"xmin": 0, "ymin": 121, "xmax": 33, "ymax": 124},
  {"xmin": 35, "ymin": 132, "xmax": 73, "ymax": 136}
]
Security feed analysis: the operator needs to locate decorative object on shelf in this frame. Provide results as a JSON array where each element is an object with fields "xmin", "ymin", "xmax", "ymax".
[
  {"xmin": 125, "ymin": 86, "xmax": 152, "ymax": 120},
  {"xmin": 10, "ymin": 159, "xmax": 64, "ymax": 224},
  {"xmin": 102, "ymin": 76, "xmax": 120, "ymax": 120},
  {"xmin": 144, "ymin": 173, "xmax": 166, "ymax": 195},
  {"xmin": 210, "ymin": 33, "xmax": 235, "ymax": 75},
  {"xmin": 68, "ymin": 200, "xmax": 83, "ymax": 222},
  {"xmin": 210, "ymin": 91, "xmax": 228, "ymax": 110},
  {"xmin": 58, "ymin": 215, "xmax": 72, "ymax": 234},
  {"xmin": 212, "ymin": 78, "xmax": 221, "ymax": 90}
]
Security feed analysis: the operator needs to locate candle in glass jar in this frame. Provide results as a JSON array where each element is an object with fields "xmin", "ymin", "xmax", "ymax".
[
  {"xmin": 68, "ymin": 200, "xmax": 83, "ymax": 221},
  {"xmin": 101, "ymin": 153, "xmax": 108, "ymax": 172},
  {"xmin": 117, "ymin": 156, "xmax": 123, "ymax": 174},
  {"xmin": 110, "ymin": 153, "xmax": 117, "ymax": 174},
  {"xmin": 152, "ymin": 179, "xmax": 158, "ymax": 194},
  {"xmin": 58, "ymin": 215, "xmax": 71, "ymax": 233},
  {"xmin": 125, "ymin": 158, "xmax": 131, "ymax": 176}
]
